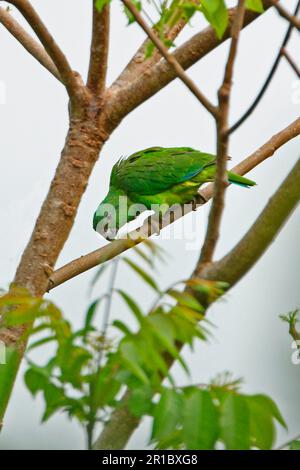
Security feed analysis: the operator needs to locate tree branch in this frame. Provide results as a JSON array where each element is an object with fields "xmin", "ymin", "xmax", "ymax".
[
  {"xmin": 94, "ymin": 152, "xmax": 300, "ymax": 450},
  {"xmin": 281, "ymin": 47, "xmax": 300, "ymax": 78},
  {"xmin": 228, "ymin": 0, "xmax": 300, "ymax": 134},
  {"xmin": 271, "ymin": 0, "xmax": 300, "ymax": 30},
  {"xmin": 199, "ymin": 0, "xmax": 246, "ymax": 265},
  {"xmin": 106, "ymin": 0, "xmax": 277, "ymax": 128},
  {"xmin": 0, "ymin": 6, "xmax": 61, "ymax": 81},
  {"xmin": 120, "ymin": 0, "xmax": 218, "ymax": 116},
  {"xmin": 6, "ymin": 0, "xmax": 83, "ymax": 103},
  {"xmin": 197, "ymin": 156, "xmax": 300, "ymax": 284},
  {"xmin": 87, "ymin": 2, "xmax": 110, "ymax": 95},
  {"xmin": 114, "ymin": 0, "xmax": 198, "ymax": 89},
  {"xmin": 48, "ymin": 117, "xmax": 300, "ymax": 291}
]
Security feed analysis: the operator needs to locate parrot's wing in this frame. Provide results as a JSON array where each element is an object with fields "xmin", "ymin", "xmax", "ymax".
[{"xmin": 112, "ymin": 147, "xmax": 216, "ymax": 195}]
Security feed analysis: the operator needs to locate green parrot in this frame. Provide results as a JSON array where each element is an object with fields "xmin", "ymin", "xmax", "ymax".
[{"xmin": 93, "ymin": 147, "xmax": 255, "ymax": 240}]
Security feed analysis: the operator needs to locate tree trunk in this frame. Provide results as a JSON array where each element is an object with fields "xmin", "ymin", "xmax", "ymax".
[{"xmin": 0, "ymin": 104, "xmax": 109, "ymax": 422}]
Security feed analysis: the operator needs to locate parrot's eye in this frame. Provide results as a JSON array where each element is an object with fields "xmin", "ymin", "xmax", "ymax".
[{"xmin": 104, "ymin": 211, "xmax": 112, "ymax": 221}]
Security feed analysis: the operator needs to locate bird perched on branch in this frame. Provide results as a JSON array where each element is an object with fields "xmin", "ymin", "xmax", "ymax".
[{"xmin": 93, "ymin": 147, "xmax": 256, "ymax": 240}]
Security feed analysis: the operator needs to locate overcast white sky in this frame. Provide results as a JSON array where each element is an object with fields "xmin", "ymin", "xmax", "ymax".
[{"xmin": 0, "ymin": 0, "xmax": 300, "ymax": 449}]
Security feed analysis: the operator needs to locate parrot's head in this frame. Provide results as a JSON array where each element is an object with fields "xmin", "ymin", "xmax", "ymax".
[{"xmin": 93, "ymin": 187, "xmax": 128, "ymax": 241}]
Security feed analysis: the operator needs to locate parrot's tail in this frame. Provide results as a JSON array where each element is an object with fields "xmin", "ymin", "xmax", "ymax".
[{"xmin": 227, "ymin": 171, "xmax": 256, "ymax": 188}]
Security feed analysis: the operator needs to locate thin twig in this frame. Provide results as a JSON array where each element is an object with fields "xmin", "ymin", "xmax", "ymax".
[
  {"xmin": 114, "ymin": 0, "xmax": 199, "ymax": 88},
  {"xmin": 7, "ymin": 0, "xmax": 81, "ymax": 101},
  {"xmin": 87, "ymin": 2, "xmax": 110, "ymax": 95},
  {"xmin": 121, "ymin": 0, "xmax": 218, "ymax": 116},
  {"xmin": 0, "ymin": 7, "xmax": 61, "ymax": 81},
  {"xmin": 107, "ymin": 1, "xmax": 276, "ymax": 128},
  {"xmin": 281, "ymin": 47, "xmax": 300, "ymax": 78},
  {"xmin": 272, "ymin": 0, "xmax": 300, "ymax": 30},
  {"xmin": 87, "ymin": 257, "xmax": 119, "ymax": 450},
  {"xmin": 228, "ymin": 0, "xmax": 300, "ymax": 134},
  {"xmin": 98, "ymin": 258, "xmax": 119, "ymax": 367},
  {"xmin": 199, "ymin": 0, "xmax": 246, "ymax": 265},
  {"xmin": 48, "ymin": 117, "xmax": 300, "ymax": 291}
]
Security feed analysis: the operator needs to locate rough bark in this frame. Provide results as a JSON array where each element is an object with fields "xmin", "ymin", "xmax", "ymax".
[{"xmin": 0, "ymin": 101, "xmax": 110, "ymax": 422}]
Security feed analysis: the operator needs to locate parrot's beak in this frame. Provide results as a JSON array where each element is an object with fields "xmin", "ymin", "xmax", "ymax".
[
  {"xmin": 94, "ymin": 220, "xmax": 117, "ymax": 241},
  {"xmin": 93, "ymin": 208, "xmax": 118, "ymax": 241},
  {"xmin": 104, "ymin": 228, "xmax": 117, "ymax": 241}
]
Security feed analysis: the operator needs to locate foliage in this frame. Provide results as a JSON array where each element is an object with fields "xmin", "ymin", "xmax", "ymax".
[
  {"xmin": 152, "ymin": 381, "xmax": 285, "ymax": 449},
  {"xmin": 95, "ymin": 0, "xmax": 264, "ymax": 50},
  {"xmin": 280, "ymin": 309, "xmax": 300, "ymax": 343},
  {"xmin": 289, "ymin": 440, "xmax": 300, "ymax": 450},
  {"xmin": 0, "ymin": 240, "xmax": 286, "ymax": 450}
]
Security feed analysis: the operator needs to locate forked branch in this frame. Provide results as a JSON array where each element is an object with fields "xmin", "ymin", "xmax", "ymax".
[
  {"xmin": 0, "ymin": 6, "xmax": 61, "ymax": 81},
  {"xmin": 87, "ymin": 2, "xmax": 110, "ymax": 95},
  {"xmin": 6, "ymin": 0, "xmax": 82, "ymax": 101},
  {"xmin": 271, "ymin": 0, "xmax": 300, "ymax": 30},
  {"xmin": 121, "ymin": 0, "xmax": 218, "ymax": 116}
]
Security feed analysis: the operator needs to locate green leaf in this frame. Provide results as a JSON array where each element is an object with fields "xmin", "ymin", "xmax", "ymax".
[
  {"xmin": 246, "ymin": 396, "xmax": 275, "ymax": 449},
  {"xmin": 289, "ymin": 440, "xmax": 300, "ymax": 450},
  {"xmin": 171, "ymin": 304, "xmax": 205, "ymax": 327},
  {"xmin": 124, "ymin": 0, "xmax": 141, "ymax": 24},
  {"xmin": 128, "ymin": 385, "xmax": 153, "ymax": 417},
  {"xmin": 152, "ymin": 388, "xmax": 183, "ymax": 442},
  {"xmin": 220, "ymin": 393, "xmax": 251, "ymax": 450},
  {"xmin": 24, "ymin": 368, "xmax": 49, "ymax": 396},
  {"xmin": 145, "ymin": 41, "xmax": 156, "ymax": 59},
  {"xmin": 249, "ymin": 394, "xmax": 286, "ymax": 429},
  {"xmin": 133, "ymin": 246, "xmax": 155, "ymax": 268},
  {"xmin": 182, "ymin": 2, "xmax": 198, "ymax": 21},
  {"xmin": 120, "ymin": 340, "xmax": 150, "ymax": 384},
  {"xmin": 95, "ymin": 0, "xmax": 111, "ymax": 13},
  {"xmin": 2, "ymin": 306, "xmax": 41, "ymax": 326},
  {"xmin": 91, "ymin": 359, "xmax": 121, "ymax": 408},
  {"xmin": 183, "ymin": 388, "xmax": 219, "ymax": 449},
  {"xmin": 42, "ymin": 383, "xmax": 65, "ymax": 421},
  {"xmin": 113, "ymin": 319, "xmax": 133, "ymax": 336},
  {"xmin": 0, "ymin": 347, "xmax": 19, "ymax": 418},
  {"xmin": 170, "ymin": 310, "xmax": 206, "ymax": 344},
  {"xmin": 27, "ymin": 335, "xmax": 57, "ymax": 351},
  {"xmin": 245, "ymin": 0, "xmax": 264, "ymax": 13},
  {"xmin": 58, "ymin": 345, "xmax": 91, "ymax": 388},
  {"xmin": 61, "ymin": 397, "xmax": 87, "ymax": 422},
  {"xmin": 167, "ymin": 289, "xmax": 204, "ymax": 314},
  {"xmin": 154, "ymin": 430, "xmax": 183, "ymax": 450},
  {"xmin": 123, "ymin": 258, "xmax": 160, "ymax": 292},
  {"xmin": 117, "ymin": 289, "xmax": 145, "ymax": 324},
  {"xmin": 89, "ymin": 264, "xmax": 108, "ymax": 294},
  {"xmin": 200, "ymin": 0, "xmax": 228, "ymax": 39},
  {"xmin": 142, "ymin": 239, "xmax": 167, "ymax": 263},
  {"xmin": 147, "ymin": 314, "xmax": 188, "ymax": 374},
  {"xmin": 138, "ymin": 333, "xmax": 173, "ymax": 381},
  {"xmin": 84, "ymin": 297, "xmax": 106, "ymax": 331}
]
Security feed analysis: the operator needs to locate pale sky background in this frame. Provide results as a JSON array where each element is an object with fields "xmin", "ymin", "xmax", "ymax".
[{"xmin": 0, "ymin": 0, "xmax": 300, "ymax": 449}]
